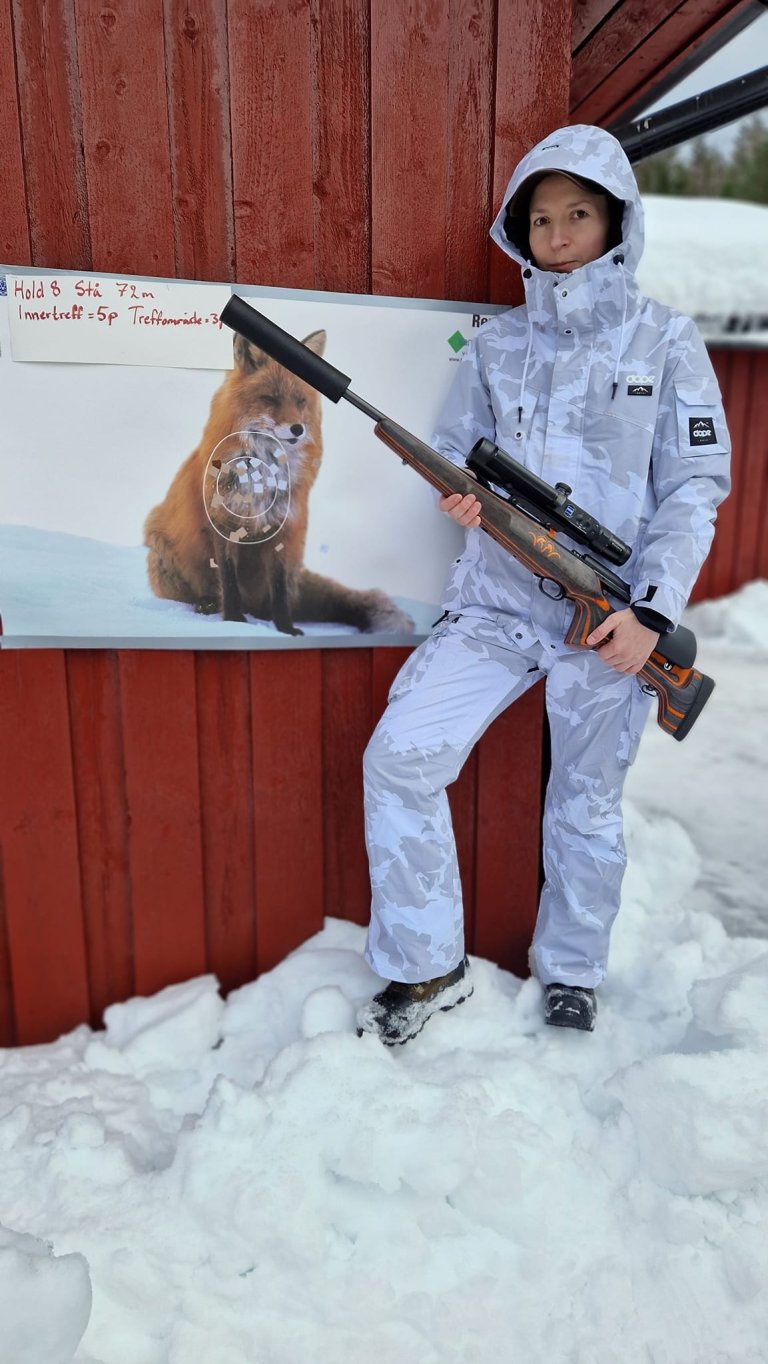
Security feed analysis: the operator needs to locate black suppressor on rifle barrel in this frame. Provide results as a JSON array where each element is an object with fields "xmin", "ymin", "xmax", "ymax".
[
  {"xmin": 219, "ymin": 295, "xmax": 353, "ymax": 403},
  {"xmin": 466, "ymin": 438, "xmax": 631, "ymax": 567}
]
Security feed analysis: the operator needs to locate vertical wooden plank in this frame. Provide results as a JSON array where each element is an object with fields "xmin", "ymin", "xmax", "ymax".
[
  {"xmin": 691, "ymin": 347, "xmax": 729, "ymax": 602},
  {"xmin": 720, "ymin": 348, "xmax": 752, "ymax": 596},
  {"xmin": 196, "ymin": 652, "xmax": 258, "ymax": 992},
  {"xmin": 705, "ymin": 348, "xmax": 731, "ymax": 596},
  {"xmin": 12, "ymin": 0, "xmax": 92, "ymax": 270},
  {"xmin": 0, "ymin": 652, "xmax": 90, "ymax": 1043},
  {"xmin": 0, "ymin": 850, "xmax": 17, "ymax": 1046},
  {"xmin": 65, "ymin": 651, "xmax": 133, "ymax": 1023},
  {"xmin": 371, "ymin": 0, "xmax": 451, "ymax": 298},
  {"xmin": 249, "ymin": 651, "xmax": 324, "ymax": 971},
  {"xmin": 749, "ymin": 352, "xmax": 768, "ymax": 585},
  {"xmin": 354, "ymin": 646, "xmax": 413, "ymax": 944},
  {"xmin": 164, "ymin": 0, "xmax": 235, "ymax": 282},
  {"xmin": 444, "ymin": 0, "xmax": 496, "ymax": 303},
  {"xmin": 448, "ymin": 749, "xmax": 478, "ymax": 953},
  {"xmin": 119, "ymin": 652, "xmax": 207, "ymax": 996},
  {"xmin": 725, "ymin": 351, "xmax": 767, "ymax": 593},
  {"xmin": 473, "ymin": 683, "xmax": 545, "ymax": 977},
  {"xmin": 322, "ymin": 650, "xmax": 373, "ymax": 927},
  {"xmin": 702, "ymin": 348, "xmax": 740, "ymax": 601},
  {"xmin": 228, "ymin": 0, "xmax": 314, "ymax": 288},
  {"xmin": 310, "ymin": 0, "xmax": 371, "ymax": 294},
  {"xmin": 74, "ymin": 0, "xmax": 175, "ymax": 275},
  {"xmin": 0, "ymin": 0, "xmax": 32, "ymax": 263},
  {"xmin": 489, "ymin": 0, "xmax": 573, "ymax": 303},
  {"xmin": 371, "ymin": 647, "xmax": 412, "ymax": 721}
]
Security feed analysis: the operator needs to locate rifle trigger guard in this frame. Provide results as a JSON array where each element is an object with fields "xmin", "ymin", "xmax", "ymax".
[{"xmin": 538, "ymin": 577, "xmax": 566, "ymax": 601}]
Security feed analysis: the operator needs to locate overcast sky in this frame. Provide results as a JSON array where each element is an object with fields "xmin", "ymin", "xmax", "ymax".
[{"xmin": 642, "ymin": 9, "xmax": 768, "ymax": 151}]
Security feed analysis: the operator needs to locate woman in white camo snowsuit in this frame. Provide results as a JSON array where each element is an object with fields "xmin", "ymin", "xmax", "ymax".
[{"xmin": 357, "ymin": 124, "xmax": 731, "ymax": 1042}]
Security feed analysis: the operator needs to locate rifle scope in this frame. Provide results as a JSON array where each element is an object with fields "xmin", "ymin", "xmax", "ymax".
[{"xmin": 466, "ymin": 438, "xmax": 631, "ymax": 567}]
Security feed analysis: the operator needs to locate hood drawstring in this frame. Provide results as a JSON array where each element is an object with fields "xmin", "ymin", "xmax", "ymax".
[
  {"xmin": 611, "ymin": 252, "xmax": 627, "ymax": 401},
  {"xmin": 517, "ymin": 268, "xmax": 534, "ymax": 427}
]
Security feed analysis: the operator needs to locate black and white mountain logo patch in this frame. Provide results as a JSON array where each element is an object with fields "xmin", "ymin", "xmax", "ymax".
[
  {"xmin": 689, "ymin": 417, "xmax": 717, "ymax": 446},
  {"xmin": 626, "ymin": 373, "xmax": 654, "ymax": 396}
]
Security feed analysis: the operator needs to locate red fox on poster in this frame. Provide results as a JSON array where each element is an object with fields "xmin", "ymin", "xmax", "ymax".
[{"xmin": 144, "ymin": 331, "xmax": 413, "ymax": 636}]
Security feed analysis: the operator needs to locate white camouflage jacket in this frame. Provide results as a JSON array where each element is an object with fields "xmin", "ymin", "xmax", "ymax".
[{"xmin": 434, "ymin": 124, "xmax": 731, "ymax": 632}]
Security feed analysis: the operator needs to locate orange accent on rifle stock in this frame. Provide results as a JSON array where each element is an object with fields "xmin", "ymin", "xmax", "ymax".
[{"xmin": 639, "ymin": 654, "xmax": 713, "ymax": 740}]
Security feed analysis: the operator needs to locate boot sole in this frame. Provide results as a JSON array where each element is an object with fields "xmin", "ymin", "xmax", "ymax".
[{"xmin": 545, "ymin": 1011, "xmax": 595, "ymax": 1032}]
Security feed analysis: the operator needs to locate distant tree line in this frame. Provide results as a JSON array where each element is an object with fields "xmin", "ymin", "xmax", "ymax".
[{"xmin": 634, "ymin": 115, "xmax": 768, "ymax": 204}]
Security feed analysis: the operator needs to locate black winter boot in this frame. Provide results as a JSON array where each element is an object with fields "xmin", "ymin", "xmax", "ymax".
[
  {"xmin": 544, "ymin": 983, "xmax": 596, "ymax": 1032},
  {"xmin": 356, "ymin": 957, "xmax": 473, "ymax": 1046}
]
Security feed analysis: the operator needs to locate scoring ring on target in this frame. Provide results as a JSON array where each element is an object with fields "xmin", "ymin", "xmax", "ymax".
[
  {"xmin": 214, "ymin": 452, "xmax": 283, "ymax": 520},
  {"xmin": 203, "ymin": 429, "xmax": 292, "ymax": 545}
]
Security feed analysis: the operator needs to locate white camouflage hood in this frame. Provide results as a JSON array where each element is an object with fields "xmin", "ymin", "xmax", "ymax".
[{"xmin": 490, "ymin": 124, "xmax": 644, "ymax": 276}]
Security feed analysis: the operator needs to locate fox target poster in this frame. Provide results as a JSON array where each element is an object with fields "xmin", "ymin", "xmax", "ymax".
[{"xmin": 0, "ymin": 268, "xmax": 504, "ymax": 649}]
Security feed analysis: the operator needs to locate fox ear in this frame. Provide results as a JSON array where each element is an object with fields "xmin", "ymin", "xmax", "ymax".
[
  {"xmin": 302, "ymin": 330, "xmax": 326, "ymax": 357},
  {"xmin": 233, "ymin": 335, "xmax": 269, "ymax": 373}
]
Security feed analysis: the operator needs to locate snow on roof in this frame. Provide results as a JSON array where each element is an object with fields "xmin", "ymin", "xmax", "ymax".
[{"xmin": 636, "ymin": 195, "xmax": 768, "ymax": 347}]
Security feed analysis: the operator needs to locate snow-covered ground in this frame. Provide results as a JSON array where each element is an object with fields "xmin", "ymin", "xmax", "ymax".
[
  {"xmin": 0, "ymin": 583, "xmax": 766, "ymax": 1364},
  {"xmin": 0, "ymin": 525, "xmax": 433, "ymax": 647}
]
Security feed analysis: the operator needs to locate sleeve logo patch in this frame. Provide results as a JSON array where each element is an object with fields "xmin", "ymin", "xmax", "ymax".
[{"xmin": 689, "ymin": 417, "xmax": 717, "ymax": 446}]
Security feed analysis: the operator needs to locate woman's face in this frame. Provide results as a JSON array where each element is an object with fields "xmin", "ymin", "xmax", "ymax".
[{"xmin": 528, "ymin": 174, "xmax": 611, "ymax": 273}]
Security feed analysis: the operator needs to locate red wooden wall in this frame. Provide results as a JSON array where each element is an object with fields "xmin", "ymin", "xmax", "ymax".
[
  {"xmin": 0, "ymin": 0, "xmax": 759, "ymax": 1046},
  {"xmin": 696, "ymin": 348, "xmax": 768, "ymax": 603},
  {"xmin": 0, "ymin": 0, "xmax": 572, "ymax": 1045}
]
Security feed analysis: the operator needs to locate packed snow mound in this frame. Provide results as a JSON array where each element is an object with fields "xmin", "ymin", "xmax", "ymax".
[
  {"xmin": 686, "ymin": 579, "xmax": 768, "ymax": 650},
  {"xmin": 1, "ymin": 902, "xmax": 768, "ymax": 1364},
  {"xmin": 638, "ymin": 196, "xmax": 768, "ymax": 336},
  {"xmin": 623, "ymin": 581, "xmax": 768, "ymax": 941},
  {"xmin": 0, "ymin": 1225, "xmax": 91, "ymax": 1364}
]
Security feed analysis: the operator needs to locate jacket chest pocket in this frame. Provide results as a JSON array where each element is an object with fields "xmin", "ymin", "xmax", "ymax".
[
  {"xmin": 674, "ymin": 378, "xmax": 728, "ymax": 457},
  {"xmin": 493, "ymin": 388, "xmax": 544, "ymax": 455}
]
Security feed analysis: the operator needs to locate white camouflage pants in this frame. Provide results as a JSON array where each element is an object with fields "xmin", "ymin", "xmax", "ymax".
[{"xmin": 363, "ymin": 610, "xmax": 652, "ymax": 988}]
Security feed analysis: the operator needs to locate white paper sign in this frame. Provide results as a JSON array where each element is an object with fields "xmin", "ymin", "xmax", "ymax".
[{"xmin": 7, "ymin": 274, "xmax": 233, "ymax": 369}]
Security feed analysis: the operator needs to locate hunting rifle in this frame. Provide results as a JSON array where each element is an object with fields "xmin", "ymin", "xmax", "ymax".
[{"xmin": 219, "ymin": 295, "xmax": 714, "ymax": 741}]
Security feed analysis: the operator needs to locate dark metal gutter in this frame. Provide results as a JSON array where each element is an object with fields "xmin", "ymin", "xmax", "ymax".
[{"xmin": 610, "ymin": 64, "xmax": 768, "ymax": 161}]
